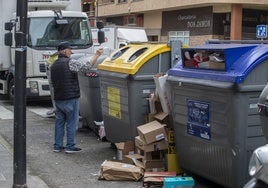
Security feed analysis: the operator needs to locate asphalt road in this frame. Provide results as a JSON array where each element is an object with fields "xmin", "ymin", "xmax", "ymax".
[{"xmin": 0, "ymin": 98, "xmax": 224, "ymax": 188}]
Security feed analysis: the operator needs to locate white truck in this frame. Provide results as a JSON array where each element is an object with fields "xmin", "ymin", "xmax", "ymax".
[
  {"xmin": 91, "ymin": 25, "xmax": 148, "ymax": 52},
  {"xmin": 1, "ymin": 0, "xmax": 94, "ymax": 100}
]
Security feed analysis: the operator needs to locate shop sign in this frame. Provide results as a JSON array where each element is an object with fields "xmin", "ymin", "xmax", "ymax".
[{"xmin": 162, "ymin": 7, "xmax": 213, "ymax": 36}]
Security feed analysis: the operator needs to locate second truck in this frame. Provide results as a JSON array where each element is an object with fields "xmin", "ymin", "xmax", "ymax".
[{"xmin": 91, "ymin": 25, "xmax": 148, "ymax": 53}]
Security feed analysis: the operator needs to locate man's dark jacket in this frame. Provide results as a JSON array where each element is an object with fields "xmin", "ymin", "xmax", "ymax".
[{"xmin": 51, "ymin": 54, "xmax": 80, "ymax": 100}]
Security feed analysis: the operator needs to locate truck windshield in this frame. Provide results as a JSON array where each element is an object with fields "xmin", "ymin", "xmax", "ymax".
[{"xmin": 28, "ymin": 17, "xmax": 92, "ymax": 48}]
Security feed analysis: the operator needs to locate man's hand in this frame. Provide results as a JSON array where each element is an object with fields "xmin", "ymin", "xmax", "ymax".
[
  {"xmin": 90, "ymin": 48, "xmax": 104, "ymax": 66},
  {"xmin": 96, "ymin": 48, "xmax": 104, "ymax": 56}
]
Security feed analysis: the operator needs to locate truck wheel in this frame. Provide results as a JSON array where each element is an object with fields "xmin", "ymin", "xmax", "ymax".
[{"xmin": 8, "ymin": 79, "xmax": 15, "ymax": 102}]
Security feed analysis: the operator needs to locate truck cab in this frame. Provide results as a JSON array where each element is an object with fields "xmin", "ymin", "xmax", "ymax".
[{"xmin": 2, "ymin": 0, "xmax": 93, "ymax": 101}]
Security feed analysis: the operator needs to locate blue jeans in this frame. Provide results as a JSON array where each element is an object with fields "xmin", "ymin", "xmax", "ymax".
[{"xmin": 54, "ymin": 98, "xmax": 79, "ymax": 150}]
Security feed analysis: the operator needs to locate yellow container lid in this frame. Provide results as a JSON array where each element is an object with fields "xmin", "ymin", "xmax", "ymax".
[{"xmin": 98, "ymin": 43, "xmax": 171, "ymax": 75}]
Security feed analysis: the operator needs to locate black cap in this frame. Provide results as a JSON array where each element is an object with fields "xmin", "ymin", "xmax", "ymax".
[{"xmin": 57, "ymin": 41, "xmax": 72, "ymax": 51}]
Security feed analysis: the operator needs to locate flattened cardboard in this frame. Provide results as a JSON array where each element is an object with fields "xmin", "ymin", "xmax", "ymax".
[
  {"xmin": 143, "ymin": 171, "xmax": 177, "ymax": 183},
  {"xmin": 147, "ymin": 93, "xmax": 157, "ymax": 114},
  {"xmin": 154, "ymin": 73, "xmax": 172, "ymax": 114},
  {"xmin": 135, "ymin": 136, "xmax": 168, "ymax": 152},
  {"xmin": 99, "ymin": 160, "xmax": 143, "ymax": 181},
  {"xmin": 124, "ymin": 154, "xmax": 144, "ymax": 164},
  {"xmin": 144, "ymin": 171, "xmax": 177, "ymax": 178},
  {"xmin": 137, "ymin": 120, "xmax": 167, "ymax": 144}
]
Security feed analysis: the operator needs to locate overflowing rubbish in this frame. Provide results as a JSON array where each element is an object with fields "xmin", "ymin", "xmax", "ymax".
[{"xmin": 94, "ymin": 121, "xmax": 107, "ymax": 141}]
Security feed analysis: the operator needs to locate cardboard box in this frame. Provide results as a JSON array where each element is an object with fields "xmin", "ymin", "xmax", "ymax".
[
  {"xmin": 154, "ymin": 112, "xmax": 173, "ymax": 126},
  {"xmin": 99, "ymin": 160, "xmax": 143, "ymax": 181},
  {"xmin": 135, "ymin": 148, "xmax": 164, "ymax": 161},
  {"xmin": 143, "ymin": 150, "xmax": 164, "ymax": 161},
  {"xmin": 144, "ymin": 113, "xmax": 156, "ymax": 123},
  {"xmin": 143, "ymin": 160, "xmax": 165, "ymax": 172},
  {"xmin": 135, "ymin": 147, "xmax": 144, "ymax": 156},
  {"xmin": 135, "ymin": 136, "xmax": 168, "ymax": 152},
  {"xmin": 209, "ymin": 61, "xmax": 225, "ymax": 70},
  {"xmin": 198, "ymin": 61, "xmax": 225, "ymax": 70},
  {"xmin": 154, "ymin": 111, "xmax": 168, "ymax": 122},
  {"xmin": 137, "ymin": 120, "xmax": 167, "ymax": 144},
  {"xmin": 115, "ymin": 141, "xmax": 135, "ymax": 161}
]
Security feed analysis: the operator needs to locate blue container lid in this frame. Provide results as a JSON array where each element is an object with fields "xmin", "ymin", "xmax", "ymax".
[{"xmin": 168, "ymin": 44, "xmax": 268, "ymax": 83}]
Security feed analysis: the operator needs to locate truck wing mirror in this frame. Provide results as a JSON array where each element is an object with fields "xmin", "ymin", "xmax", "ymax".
[
  {"xmin": 98, "ymin": 31, "xmax": 105, "ymax": 44},
  {"xmin": 4, "ymin": 32, "xmax": 12, "ymax": 46},
  {"xmin": 96, "ymin": 21, "xmax": 104, "ymax": 29}
]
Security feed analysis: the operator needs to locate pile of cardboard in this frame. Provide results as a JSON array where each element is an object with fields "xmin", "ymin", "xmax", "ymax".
[
  {"xmin": 99, "ymin": 141, "xmax": 143, "ymax": 181},
  {"xmin": 99, "ymin": 73, "xmax": 182, "ymax": 185},
  {"xmin": 143, "ymin": 171, "xmax": 177, "ymax": 187},
  {"xmin": 135, "ymin": 120, "xmax": 168, "ymax": 172}
]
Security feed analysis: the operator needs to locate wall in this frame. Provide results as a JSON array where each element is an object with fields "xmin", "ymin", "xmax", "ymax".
[
  {"xmin": 98, "ymin": 0, "xmax": 268, "ymax": 17},
  {"xmin": 144, "ymin": 11, "xmax": 162, "ymax": 28},
  {"xmin": 143, "ymin": 11, "xmax": 162, "ymax": 41}
]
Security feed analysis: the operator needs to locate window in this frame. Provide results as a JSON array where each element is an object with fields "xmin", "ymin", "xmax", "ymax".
[
  {"xmin": 169, "ymin": 31, "xmax": 190, "ymax": 46},
  {"xmin": 28, "ymin": 17, "xmax": 92, "ymax": 48},
  {"xmin": 128, "ymin": 16, "xmax": 136, "ymax": 25}
]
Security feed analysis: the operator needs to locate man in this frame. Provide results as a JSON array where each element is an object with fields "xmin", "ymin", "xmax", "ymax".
[{"xmin": 50, "ymin": 41, "xmax": 103, "ymax": 153}]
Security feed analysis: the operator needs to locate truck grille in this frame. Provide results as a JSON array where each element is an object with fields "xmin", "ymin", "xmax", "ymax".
[
  {"xmin": 42, "ymin": 85, "xmax": 50, "ymax": 91},
  {"xmin": 39, "ymin": 63, "xmax": 46, "ymax": 73}
]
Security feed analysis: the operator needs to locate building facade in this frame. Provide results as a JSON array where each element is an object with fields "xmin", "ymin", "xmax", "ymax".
[{"xmin": 84, "ymin": 0, "xmax": 268, "ymax": 46}]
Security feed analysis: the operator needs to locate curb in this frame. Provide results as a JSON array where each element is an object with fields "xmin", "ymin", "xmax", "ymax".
[{"xmin": 0, "ymin": 134, "xmax": 49, "ymax": 188}]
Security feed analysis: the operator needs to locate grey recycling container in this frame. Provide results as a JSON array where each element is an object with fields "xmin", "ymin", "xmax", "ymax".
[
  {"xmin": 98, "ymin": 43, "xmax": 172, "ymax": 143},
  {"xmin": 78, "ymin": 54, "xmax": 107, "ymax": 133},
  {"xmin": 257, "ymin": 84, "xmax": 268, "ymax": 141},
  {"xmin": 167, "ymin": 43, "xmax": 268, "ymax": 188}
]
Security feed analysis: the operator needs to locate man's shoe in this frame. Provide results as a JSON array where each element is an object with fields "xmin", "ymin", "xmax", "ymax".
[
  {"xmin": 47, "ymin": 109, "xmax": 55, "ymax": 116},
  {"xmin": 53, "ymin": 147, "xmax": 65, "ymax": 153},
  {"xmin": 65, "ymin": 147, "xmax": 82, "ymax": 154}
]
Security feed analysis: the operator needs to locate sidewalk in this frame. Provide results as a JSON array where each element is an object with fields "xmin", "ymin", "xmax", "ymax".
[{"xmin": 0, "ymin": 135, "xmax": 49, "ymax": 188}]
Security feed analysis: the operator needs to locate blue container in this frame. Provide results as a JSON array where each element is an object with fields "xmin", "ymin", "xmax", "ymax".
[
  {"xmin": 164, "ymin": 176, "xmax": 194, "ymax": 188},
  {"xmin": 167, "ymin": 43, "xmax": 268, "ymax": 188}
]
